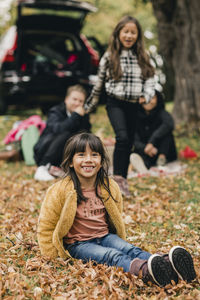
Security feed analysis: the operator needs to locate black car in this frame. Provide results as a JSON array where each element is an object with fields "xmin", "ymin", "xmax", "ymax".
[{"xmin": 0, "ymin": 0, "xmax": 101, "ymax": 114}]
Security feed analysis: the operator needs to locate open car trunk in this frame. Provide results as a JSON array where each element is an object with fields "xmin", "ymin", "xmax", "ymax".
[
  {"xmin": 15, "ymin": 0, "xmax": 97, "ymax": 75},
  {"xmin": 0, "ymin": 0, "xmax": 99, "ymax": 113}
]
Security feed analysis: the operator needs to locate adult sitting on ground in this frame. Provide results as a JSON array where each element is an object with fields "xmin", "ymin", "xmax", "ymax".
[{"xmin": 34, "ymin": 84, "xmax": 91, "ymax": 181}]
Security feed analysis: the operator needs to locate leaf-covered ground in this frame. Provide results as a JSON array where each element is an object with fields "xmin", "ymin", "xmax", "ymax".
[{"xmin": 0, "ymin": 107, "xmax": 200, "ymax": 299}]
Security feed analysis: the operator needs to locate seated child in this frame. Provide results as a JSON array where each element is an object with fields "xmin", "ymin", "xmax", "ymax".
[
  {"xmin": 131, "ymin": 91, "xmax": 177, "ymax": 172},
  {"xmin": 34, "ymin": 84, "xmax": 91, "ymax": 181},
  {"xmin": 37, "ymin": 132, "xmax": 196, "ymax": 287}
]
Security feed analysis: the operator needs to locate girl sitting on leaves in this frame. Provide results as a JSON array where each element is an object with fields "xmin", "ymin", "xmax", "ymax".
[{"xmin": 38, "ymin": 132, "xmax": 196, "ymax": 287}]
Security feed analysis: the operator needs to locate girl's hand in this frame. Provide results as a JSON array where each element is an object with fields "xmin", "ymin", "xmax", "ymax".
[
  {"xmin": 84, "ymin": 105, "xmax": 90, "ymax": 114},
  {"xmin": 74, "ymin": 106, "xmax": 85, "ymax": 116},
  {"xmin": 139, "ymin": 97, "xmax": 146, "ymax": 104}
]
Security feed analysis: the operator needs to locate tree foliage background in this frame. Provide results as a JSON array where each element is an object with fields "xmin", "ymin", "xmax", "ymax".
[
  {"xmin": 83, "ymin": 0, "xmax": 157, "ymax": 46},
  {"xmin": 0, "ymin": 0, "xmax": 157, "ymax": 46}
]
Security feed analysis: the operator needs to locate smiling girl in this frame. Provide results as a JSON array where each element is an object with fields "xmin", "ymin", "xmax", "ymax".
[{"xmin": 37, "ymin": 132, "xmax": 196, "ymax": 287}]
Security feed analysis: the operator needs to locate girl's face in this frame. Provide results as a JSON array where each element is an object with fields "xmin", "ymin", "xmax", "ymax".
[
  {"xmin": 119, "ymin": 22, "xmax": 138, "ymax": 50},
  {"xmin": 70, "ymin": 144, "xmax": 102, "ymax": 183}
]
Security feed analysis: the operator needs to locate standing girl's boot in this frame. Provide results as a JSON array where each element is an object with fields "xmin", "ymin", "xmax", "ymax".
[{"xmin": 112, "ymin": 175, "xmax": 131, "ymax": 198}]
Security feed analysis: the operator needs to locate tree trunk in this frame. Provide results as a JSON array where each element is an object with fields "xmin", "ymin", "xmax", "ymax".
[{"xmin": 151, "ymin": 0, "xmax": 200, "ymax": 125}]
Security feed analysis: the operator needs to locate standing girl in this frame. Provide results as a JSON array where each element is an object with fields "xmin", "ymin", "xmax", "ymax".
[
  {"xmin": 37, "ymin": 132, "xmax": 196, "ymax": 287},
  {"xmin": 85, "ymin": 16, "xmax": 156, "ymax": 197}
]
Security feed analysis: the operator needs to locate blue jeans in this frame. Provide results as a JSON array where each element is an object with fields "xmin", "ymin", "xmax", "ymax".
[{"xmin": 64, "ymin": 233, "xmax": 151, "ymax": 272}]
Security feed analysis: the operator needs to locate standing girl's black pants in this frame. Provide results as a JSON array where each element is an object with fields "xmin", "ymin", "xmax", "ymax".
[{"xmin": 106, "ymin": 96, "xmax": 138, "ymax": 178}]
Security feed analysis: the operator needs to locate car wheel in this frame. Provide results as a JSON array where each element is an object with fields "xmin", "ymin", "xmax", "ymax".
[{"xmin": 0, "ymin": 96, "xmax": 7, "ymax": 115}]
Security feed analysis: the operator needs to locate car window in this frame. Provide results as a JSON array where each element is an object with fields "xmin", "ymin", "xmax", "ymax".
[
  {"xmin": 19, "ymin": 32, "xmax": 84, "ymax": 73},
  {"xmin": 65, "ymin": 39, "xmax": 75, "ymax": 52}
]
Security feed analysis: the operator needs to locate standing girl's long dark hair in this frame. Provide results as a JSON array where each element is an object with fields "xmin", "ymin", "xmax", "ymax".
[
  {"xmin": 107, "ymin": 15, "xmax": 155, "ymax": 80},
  {"xmin": 61, "ymin": 132, "xmax": 114, "ymax": 204}
]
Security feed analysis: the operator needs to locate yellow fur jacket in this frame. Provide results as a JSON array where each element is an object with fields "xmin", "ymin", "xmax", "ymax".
[{"xmin": 37, "ymin": 176, "xmax": 126, "ymax": 259}]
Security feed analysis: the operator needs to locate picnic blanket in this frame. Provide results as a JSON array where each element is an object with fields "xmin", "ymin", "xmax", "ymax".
[
  {"xmin": 4, "ymin": 115, "xmax": 46, "ymax": 144},
  {"xmin": 127, "ymin": 160, "xmax": 187, "ymax": 178}
]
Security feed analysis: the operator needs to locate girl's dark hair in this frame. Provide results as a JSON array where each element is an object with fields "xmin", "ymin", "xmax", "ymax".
[
  {"xmin": 107, "ymin": 15, "xmax": 155, "ymax": 80},
  {"xmin": 61, "ymin": 132, "xmax": 113, "ymax": 204}
]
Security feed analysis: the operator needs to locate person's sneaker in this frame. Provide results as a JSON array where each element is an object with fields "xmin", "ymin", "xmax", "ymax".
[
  {"xmin": 130, "ymin": 153, "xmax": 148, "ymax": 174},
  {"xmin": 162, "ymin": 254, "xmax": 179, "ymax": 284},
  {"xmin": 112, "ymin": 175, "xmax": 131, "ymax": 198},
  {"xmin": 142, "ymin": 254, "xmax": 172, "ymax": 286},
  {"xmin": 49, "ymin": 165, "xmax": 65, "ymax": 178},
  {"xmin": 34, "ymin": 164, "xmax": 55, "ymax": 181},
  {"xmin": 169, "ymin": 246, "xmax": 196, "ymax": 283},
  {"xmin": 156, "ymin": 155, "xmax": 167, "ymax": 167}
]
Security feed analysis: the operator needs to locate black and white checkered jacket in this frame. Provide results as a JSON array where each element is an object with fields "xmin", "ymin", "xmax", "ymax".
[{"xmin": 85, "ymin": 50, "xmax": 155, "ymax": 113}]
